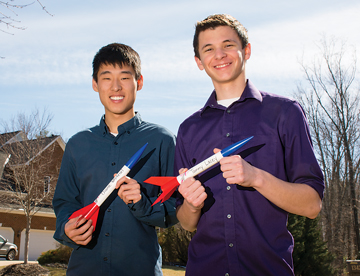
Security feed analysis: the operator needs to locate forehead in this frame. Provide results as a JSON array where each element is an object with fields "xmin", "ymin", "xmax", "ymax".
[
  {"xmin": 198, "ymin": 25, "xmax": 242, "ymax": 47},
  {"xmin": 98, "ymin": 63, "xmax": 135, "ymax": 75}
]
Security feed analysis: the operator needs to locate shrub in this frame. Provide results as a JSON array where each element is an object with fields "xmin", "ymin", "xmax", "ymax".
[
  {"xmin": 37, "ymin": 244, "xmax": 73, "ymax": 265},
  {"xmin": 158, "ymin": 223, "xmax": 194, "ymax": 266}
]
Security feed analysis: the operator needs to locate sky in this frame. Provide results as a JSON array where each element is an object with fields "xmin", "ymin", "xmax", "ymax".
[{"xmin": 1, "ymin": 0, "xmax": 360, "ymax": 141}]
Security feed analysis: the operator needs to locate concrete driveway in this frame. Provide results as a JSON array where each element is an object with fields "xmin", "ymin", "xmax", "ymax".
[{"xmin": 0, "ymin": 260, "xmax": 38, "ymax": 267}]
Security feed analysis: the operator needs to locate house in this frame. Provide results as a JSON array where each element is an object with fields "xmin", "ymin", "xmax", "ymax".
[{"xmin": 0, "ymin": 131, "xmax": 65, "ymax": 261}]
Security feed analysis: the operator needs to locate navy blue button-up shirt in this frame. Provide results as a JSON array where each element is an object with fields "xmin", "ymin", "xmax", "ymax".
[
  {"xmin": 175, "ymin": 80, "xmax": 324, "ymax": 276},
  {"xmin": 53, "ymin": 113, "xmax": 177, "ymax": 276}
]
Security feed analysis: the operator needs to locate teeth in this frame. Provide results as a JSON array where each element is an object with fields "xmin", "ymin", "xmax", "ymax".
[
  {"xmin": 215, "ymin": 63, "xmax": 230, "ymax": 68},
  {"xmin": 111, "ymin": 96, "xmax": 124, "ymax": 100}
]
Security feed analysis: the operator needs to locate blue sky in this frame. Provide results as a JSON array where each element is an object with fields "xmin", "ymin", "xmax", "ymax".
[{"xmin": 1, "ymin": 0, "xmax": 359, "ymax": 141}]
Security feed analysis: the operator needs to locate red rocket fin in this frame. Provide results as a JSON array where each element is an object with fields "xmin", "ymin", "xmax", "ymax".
[
  {"xmin": 149, "ymin": 178, "xmax": 180, "ymax": 206},
  {"xmin": 144, "ymin": 176, "xmax": 177, "ymax": 186},
  {"xmin": 69, "ymin": 202, "xmax": 99, "ymax": 230}
]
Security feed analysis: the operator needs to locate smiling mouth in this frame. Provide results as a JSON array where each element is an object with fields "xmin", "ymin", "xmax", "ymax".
[
  {"xmin": 214, "ymin": 63, "xmax": 231, "ymax": 69},
  {"xmin": 110, "ymin": 96, "xmax": 124, "ymax": 100}
]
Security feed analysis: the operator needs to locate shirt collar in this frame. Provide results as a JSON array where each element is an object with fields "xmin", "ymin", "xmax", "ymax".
[
  {"xmin": 99, "ymin": 112, "xmax": 143, "ymax": 137},
  {"xmin": 200, "ymin": 79, "xmax": 263, "ymax": 115}
]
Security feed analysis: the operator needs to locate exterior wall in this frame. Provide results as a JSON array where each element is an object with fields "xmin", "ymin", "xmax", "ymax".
[
  {"xmin": 0, "ymin": 210, "xmax": 56, "ymax": 260},
  {"xmin": 0, "ymin": 136, "xmax": 65, "ymax": 260}
]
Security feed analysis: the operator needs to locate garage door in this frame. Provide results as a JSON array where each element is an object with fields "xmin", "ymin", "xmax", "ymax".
[
  {"xmin": 19, "ymin": 229, "xmax": 59, "ymax": 261},
  {"xmin": 0, "ymin": 227, "xmax": 14, "ymax": 243}
]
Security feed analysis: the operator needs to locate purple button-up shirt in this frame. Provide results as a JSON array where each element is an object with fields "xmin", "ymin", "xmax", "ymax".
[{"xmin": 175, "ymin": 80, "xmax": 324, "ymax": 276}]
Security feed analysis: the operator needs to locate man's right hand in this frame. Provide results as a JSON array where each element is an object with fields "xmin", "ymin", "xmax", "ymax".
[
  {"xmin": 65, "ymin": 215, "xmax": 94, "ymax": 246},
  {"xmin": 178, "ymin": 168, "xmax": 207, "ymax": 211}
]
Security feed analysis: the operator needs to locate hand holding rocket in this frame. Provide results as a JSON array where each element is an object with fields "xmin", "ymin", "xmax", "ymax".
[
  {"xmin": 68, "ymin": 143, "xmax": 148, "ymax": 230},
  {"xmin": 145, "ymin": 136, "xmax": 253, "ymax": 206}
]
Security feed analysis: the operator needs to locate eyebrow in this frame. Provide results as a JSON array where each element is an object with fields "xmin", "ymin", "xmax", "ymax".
[
  {"xmin": 99, "ymin": 70, "xmax": 133, "ymax": 76},
  {"xmin": 201, "ymin": 39, "xmax": 237, "ymax": 51}
]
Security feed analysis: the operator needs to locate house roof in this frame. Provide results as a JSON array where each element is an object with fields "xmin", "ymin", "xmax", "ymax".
[
  {"xmin": 1, "ymin": 135, "xmax": 65, "ymax": 166},
  {"xmin": 0, "ymin": 131, "xmax": 24, "ymax": 147},
  {"xmin": 0, "ymin": 190, "xmax": 55, "ymax": 217}
]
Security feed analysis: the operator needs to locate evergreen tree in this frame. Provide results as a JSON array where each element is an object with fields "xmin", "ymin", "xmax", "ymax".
[{"xmin": 288, "ymin": 214, "xmax": 336, "ymax": 275}]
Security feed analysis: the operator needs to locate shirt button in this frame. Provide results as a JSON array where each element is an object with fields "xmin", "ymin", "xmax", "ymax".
[
  {"xmin": 227, "ymin": 110, "xmax": 231, "ymax": 113},
  {"xmin": 226, "ymin": 133, "xmax": 230, "ymax": 137},
  {"xmin": 225, "ymin": 274, "xmax": 229, "ymax": 276},
  {"xmin": 114, "ymin": 141, "xmax": 118, "ymax": 145},
  {"xmin": 229, "ymin": 243, "xmax": 234, "ymax": 248},
  {"xmin": 104, "ymin": 257, "xmax": 108, "ymax": 261},
  {"xmin": 111, "ymin": 162, "xmax": 116, "ymax": 166},
  {"xmin": 105, "ymin": 233, "xmax": 110, "ymax": 237},
  {"xmin": 227, "ymin": 214, "xmax": 231, "ymax": 219},
  {"xmin": 107, "ymin": 208, "xmax": 112, "ymax": 212},
  {"xmin": 227, "ymin": 186, "xmax": 231, "ymax": 190}
]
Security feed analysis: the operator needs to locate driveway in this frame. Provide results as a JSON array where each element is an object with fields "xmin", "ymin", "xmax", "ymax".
[{"xmin": 0, "ymin": 260, "xmax": 38, "ymax": 267}]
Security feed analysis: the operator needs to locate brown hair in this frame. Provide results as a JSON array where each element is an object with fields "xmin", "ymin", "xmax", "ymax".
[{"xmin": 193, "ymin": 14, "xmax": 249, "ymax": 58}]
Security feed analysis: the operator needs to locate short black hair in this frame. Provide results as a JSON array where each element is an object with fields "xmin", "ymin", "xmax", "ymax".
[{"xmin": 92, "ymin": 43, "xmax": 141, "ymax": 82}]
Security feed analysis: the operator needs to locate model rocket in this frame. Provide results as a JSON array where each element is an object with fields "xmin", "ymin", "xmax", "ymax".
[
  {"xmin": 69, "ymin": 143, "xmax": 148, "ymax": 230},
  {"xmin": 145, "ymin": 136, "xmax": 253, "ymax": 206}
]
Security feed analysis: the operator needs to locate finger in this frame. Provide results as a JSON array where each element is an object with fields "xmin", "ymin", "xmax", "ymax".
[
  {"xmin": 122, "ymin": 176, "xmax": 137, "ymax": 185},
  {"xmin": 213, "ymin": 148, "xmax": 221, "ymax": 154},
  {"xmin": 67, "ymin": 215, "xmax": 83, "ymax": 227},
  {"xmin": 77, "ymin": 219, "xmax": 93, "ymax": 233},
  {"xmin": 180, "ymin": 177, "xmax": 196, "ymax": 189},
  {"xmin": 115, "ymin": 175, "xmax": 127, "ymax": 189},
  {"xmin": 73, "ymin": 224, "xmax": 94, "ymax": 245},
  {"xmin": 124, "ymin": 193, "xmax": 142, "ymax": 204},
  {"xmin": 179, "ymin": 168, "xmax": 188, "ymax": 174},
  {"xmin": 66, "ymin": 219, "xmax": 93, "ymax": 242},
  {"xmin": 120, "ymin": 186, "xmax": 141, "ymax": 199},
  {"xmin": 118, "ymin": 182, "xmax": 141, "ymax": 204},
  {"xmin": 185, "ymin": 186, "xmax": 207, "ymax": 209},
  {"xmin": 179, "ymin": 179, "xmax": 201, "ymax": 198}
]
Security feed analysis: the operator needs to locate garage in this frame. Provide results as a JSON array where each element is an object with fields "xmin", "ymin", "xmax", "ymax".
[
  {"xmin": 19, "ymin": 229, "xmax": 59, "ymax": 261},
  {"xmin": 0, "ymin": 227, "xmax": 14, "ymax": 243}
]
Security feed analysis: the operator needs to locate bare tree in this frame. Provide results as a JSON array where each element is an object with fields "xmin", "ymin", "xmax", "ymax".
[
  {"xmin": 0, "ymin": 108, "xmax": 61, "ymax": 264},
  {"xmin": 0, "ymin": 0, "xmax": 52, "ymax": 35},
  {"xmin": 1, "ymin": 0, "xmax": 52, "ymax": 59},
  {"xmin": 296, "ymin": 36, "xmax": 360, "ymax": 269}
]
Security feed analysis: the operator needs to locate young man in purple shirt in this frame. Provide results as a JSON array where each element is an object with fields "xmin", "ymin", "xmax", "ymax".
[{"xmin": 175, "ymin": 14, "xmax": 324, "ymax": 276}]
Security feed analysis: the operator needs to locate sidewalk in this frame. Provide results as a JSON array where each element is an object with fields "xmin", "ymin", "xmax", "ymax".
[{"xmin": 0, "ymin": 260, "xmax": 38, "ymax": 267}]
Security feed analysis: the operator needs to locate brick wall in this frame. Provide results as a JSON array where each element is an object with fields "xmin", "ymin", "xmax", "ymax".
[{"xmin": 0, "ymin": 210, "xmax": 56, "ymax": 259}]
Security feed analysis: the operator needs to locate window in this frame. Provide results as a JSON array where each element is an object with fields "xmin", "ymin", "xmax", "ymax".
[{"xmin": 44, "ymin": 176, "xmax": 51, "ymax": 194}]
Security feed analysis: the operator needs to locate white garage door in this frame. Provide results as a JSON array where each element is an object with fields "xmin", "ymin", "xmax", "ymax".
[
  {"xmin": 0, "ymin": 227, "xmax": 14, "ymax": 243},
  {"xmin": 20, "ymin": 229, "xmax": 59, "ymax": 261}
]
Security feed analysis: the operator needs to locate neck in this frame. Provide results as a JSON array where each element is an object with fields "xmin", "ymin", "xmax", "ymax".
[
  {"xmin": 104, "ymin": 112, "xmax": 135, "ymax": 134},
  {"xmin": 213, "ymin": 75, "xmax": 247, "ymax": 101}
]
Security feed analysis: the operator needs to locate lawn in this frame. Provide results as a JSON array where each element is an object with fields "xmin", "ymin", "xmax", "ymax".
[{"xmin": 0, "ymin": 264, "xmax": 185, "ymax": 276}]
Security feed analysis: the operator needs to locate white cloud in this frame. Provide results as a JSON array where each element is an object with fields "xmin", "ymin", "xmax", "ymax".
[{"xmin": 248, "ymin": 4, "xmax": 360, "ymax": 82}]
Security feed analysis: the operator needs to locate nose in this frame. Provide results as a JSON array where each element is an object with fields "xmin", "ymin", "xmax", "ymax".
[
  {"xmin": 215, "ymin": 48, "xmax": 226, "ymax": 60},
  {"xmin": 111, "ymin": 80, "xmax": 121, "ymax": 91}
]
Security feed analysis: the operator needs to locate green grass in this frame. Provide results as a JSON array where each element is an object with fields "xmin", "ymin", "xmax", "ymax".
[
  {"xmin": 46, "ymin": 266, "xmax": 66, "ymax": 276},
  {"xmin": 0, "ymin": 264, "xmax": 185, "ymax": 276}
]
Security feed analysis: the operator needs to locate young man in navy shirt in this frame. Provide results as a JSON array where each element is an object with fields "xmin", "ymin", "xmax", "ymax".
[
  {"xmin": 53, "ymin": 43, "xmax": 177, "ymax": 276},
  {"xmin": 175, "ymin": 14, "xmax": 324, "ymax": 276}
]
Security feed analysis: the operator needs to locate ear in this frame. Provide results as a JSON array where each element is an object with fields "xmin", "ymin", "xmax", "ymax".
[
  {"xmin": 136, "ymin": 75, "xmax": 144, "ymax": 91},
  {"xmin": 92, "ymin": 78, "xmax": 99, "ymax": 92},
  {"xmin": 195, "ymin": 56, "xmax": 204, "ymax": 70},
  {"xmin": 244, "ymin": 43, "xmax": 251, "ymax": 61}
]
